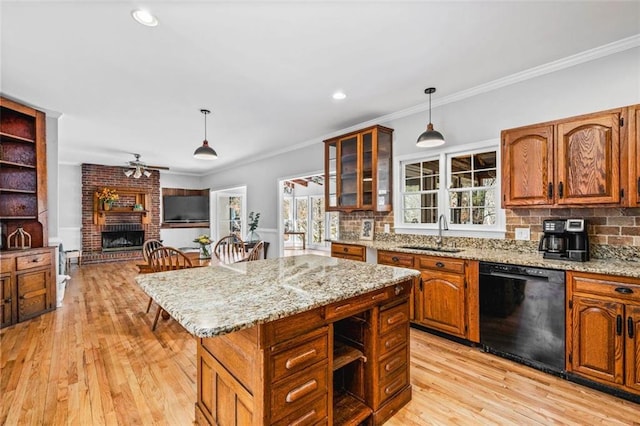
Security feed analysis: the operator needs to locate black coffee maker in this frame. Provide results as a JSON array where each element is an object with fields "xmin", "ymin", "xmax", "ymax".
[{"xmin": 538, "ymin": 218, "xmax": 589, "ymax": 261}]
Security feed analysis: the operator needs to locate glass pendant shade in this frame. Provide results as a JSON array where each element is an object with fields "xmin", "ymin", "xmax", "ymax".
[
  {"xmin": 416, "ymin": 87, "xmax": 445, "ymax": 148},
  {"xmin": 124, "ymin": 169, "xmax": 134, "ymax": 177},
  {"xmin": 194, "ymin": 109, "xmax": 218, "ymax": 160}
]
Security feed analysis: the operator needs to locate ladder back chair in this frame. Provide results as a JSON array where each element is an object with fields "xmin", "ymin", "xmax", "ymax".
[
  {"xmin": 239, "ymin": 240, "xmax": 264, "ymax": 262},
  {"xmin": 147, "ymin": 246, "xmax": 193, "ymax": 331},
  {"xmin": 142, "ymin": 239, "xmax": 165, "ymax": 313},
  {"xmin": 214, "ymin": 234, "xmax": 247, "ymax": 264}
]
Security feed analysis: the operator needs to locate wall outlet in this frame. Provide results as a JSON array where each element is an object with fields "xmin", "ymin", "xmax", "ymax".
[
  {"xmin": 383, "ymin": 224, "xmax": 390, "ymax": 233},
  {"xmin": 515, "ymin": 227, "xmax": 530, "ymax": 241}
]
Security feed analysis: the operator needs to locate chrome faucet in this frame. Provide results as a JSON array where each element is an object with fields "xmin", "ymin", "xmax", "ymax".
[{"xmin": 436, "ymin": 214, "xmax": 448, "ymax": 248}]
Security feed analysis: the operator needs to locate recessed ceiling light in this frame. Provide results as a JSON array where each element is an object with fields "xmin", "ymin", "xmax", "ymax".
[
  {"xmin": 332, "ymin": 91, "xmax": 347, "ymax": 100},
  {"xmin": 131, "ymin": 9, "xmax": 158, "ymax": 27}
]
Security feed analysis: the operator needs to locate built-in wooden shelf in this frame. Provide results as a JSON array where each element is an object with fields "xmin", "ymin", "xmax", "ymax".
[
  {"xmin": 0, "ymin": 160, "xmax": 36, "ymax": 169},
  {"xmin": 333, "ymin": 391, "xmax": 372, "ymax": 426},
  {"xmin": 0, "ymin": 215, "xmax": 37, "ymax": 220},
  {"xmin": 0, "ymin": 131, "xmax": 35, "ymax": 144},
  {"xmin": 0, "ymin": 188, "xmax": 36, "ymax": 194},
  {"xmin": 93, "ymin": 187, "xmax": 151, "ymax": 225},
  {"xmin": 161, "ymin": 222, "xmax": 210, "ymax": 229},
  {"xmin": 333, "ymin": 341, "xmax": 366, "ymax": 371}
]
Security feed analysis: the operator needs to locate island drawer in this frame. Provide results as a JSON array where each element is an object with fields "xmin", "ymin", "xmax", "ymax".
[
  {"xmin": 379, "ymin": 302, "xmax": 409, "ymax": 335},
  {"xmin": 378, "ymin": 251, "xmax": 414, "ymax": 268},
  {"xmin": 271, "ymin": 329, "xmax": 329, "ymax": 383},
  {"xmin": 378, "ymin": 326, "xmax": 408, "ymax": 358},
  {"xmin": 271, "ymin": 394, "xmax": 327, "ymax": 426},
  {"xmin": 378, "ymin": 368, "xmax": 409, "ymax": 405},
  {"xmin": 16, "ymin": 252, "xmax": 52, "ymax": 271},
  {"xmin": 271, "ymin": 363, "xmax": 328, "ymax": 423},
  {"xmin": 378, "ymin": 347, "xmax": 408, "ymax": 382},
  {"xmin": 325, "ymin": 288, "xmax": 389, "ymax": 320},
  {"xmin": 569, "ymin": 271, "xmax": 640, "ymax": 303},
  {"xmin": 417, "ymin": 255, "xmax": 464, "ymax": 274}
]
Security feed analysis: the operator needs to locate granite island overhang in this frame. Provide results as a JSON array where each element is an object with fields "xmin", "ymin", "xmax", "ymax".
[{"xmin": 135, "ymin": 254, "xmax": 420, "ymax": 425}]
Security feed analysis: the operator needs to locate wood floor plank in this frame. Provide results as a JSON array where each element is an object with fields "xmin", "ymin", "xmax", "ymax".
[{"xmin": 1, "ymin": 261, "xmax": 638, "ymax": 425}]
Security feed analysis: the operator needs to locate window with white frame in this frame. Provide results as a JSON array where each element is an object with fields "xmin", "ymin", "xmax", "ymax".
[{"xmin": 398, "ymin": 143, "xmax": 501, "ymax": 233}]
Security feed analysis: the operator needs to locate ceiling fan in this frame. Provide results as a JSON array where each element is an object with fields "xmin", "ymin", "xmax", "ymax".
[{"xmin": 124, "ymin": 153, "xmax": 169, "ymax": 178}]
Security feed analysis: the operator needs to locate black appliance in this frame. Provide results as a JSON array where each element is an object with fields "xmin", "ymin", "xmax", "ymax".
[
  {"xmin": 538, "ymin": 218, "xmax": 589, "ymax": 262},
  {"xmin": 479, "ymin": 262, "xmax": 566, "ymax": 375}
]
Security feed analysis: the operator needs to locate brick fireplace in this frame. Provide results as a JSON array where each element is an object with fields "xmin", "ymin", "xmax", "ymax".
[{"xmin": 81, "ymin": 164, "xmax": 161, "ymax": 264}]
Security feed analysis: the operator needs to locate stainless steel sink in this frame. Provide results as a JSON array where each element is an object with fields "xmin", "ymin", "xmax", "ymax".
[{"xmin": 399, "ymin": 245, "xmax": 463, "ymax": 253}]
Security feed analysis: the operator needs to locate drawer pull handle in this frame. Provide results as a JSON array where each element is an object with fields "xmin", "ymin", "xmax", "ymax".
[
  {"xmin": 384, "ymin": 376, "xmax": 404, "ymax": 396},
  {"xmin": 617, "ymin": 315, "xmax": 623, "ymax": 336},
  {"xmin": 371, "ymin": 293, "xmax": 386, "ymax": 301},
  {"xmin": 435, "ymin": 262, "xmax": 445, "ymax": 268},
  {"xmin": 615, "ymin": 287, "xmax": 633, "ymax": 294},
  {"xmin": 391, "ymin": 256, "xmax": 399, "ymax": 262},
  {"xmin": 386, "ymin": 312, "xmax": 406, "ymax": 326},
  {"xmin": 385, "ymin": 335, "xmax": 402, "ymax": 349},
  {"xmin": 629, "ymin": 316, "xmax": 635, "ymax": 339},
  {"xmin": 395, "ymin": 285, "xmax": 404, "ymax": 295},
  {"xmin": 31, "ymin": 258, "xmax": 41, "ymax": 263},
  {"xmin": 334, "ymin": 303, "xmax": 351, "ymax": 313},
  {"xmin": 385, "ymin": 357, "xmax": 403, "ymax": 372},
  {"xmin": 286, "ymin": 379, "xmax": 318, "ymax": 403},
  {"xmin": 285, "ymin": 349, "xmax": 317, "ymax": 370},
  {"xmin": 289, "ymin": 409, "xmax": 317, "ymax": 426}
]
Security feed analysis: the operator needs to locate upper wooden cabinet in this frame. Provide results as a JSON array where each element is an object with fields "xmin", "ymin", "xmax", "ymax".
[
  {"xmin": 0, "ymin": 97, "xmax": 48, "ymax": 248},
  {"xmin": 502, "ymin": 107, "xmax": 627, "ymax": 208},
  {"xmin": 325, "ymin": 125, "xmax": 393, "ymax": 212},
  {"xmin": 629, "ymin": 104, "xmax": 640, "ymax": 205}
]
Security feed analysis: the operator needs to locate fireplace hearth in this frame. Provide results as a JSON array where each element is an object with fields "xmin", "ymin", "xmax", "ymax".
[{"xmin": 102, "ymin": 224, "xmax": 144, "ymax": 252}]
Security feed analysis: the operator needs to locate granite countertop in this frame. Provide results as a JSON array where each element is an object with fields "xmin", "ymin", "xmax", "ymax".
[
  {"xmin": 333, "ymin": 239, "xmax": 640, "ymax": 279},
  {"xmin": 135, "ymin": 254, "xmax": 419, "ymax": 338}
]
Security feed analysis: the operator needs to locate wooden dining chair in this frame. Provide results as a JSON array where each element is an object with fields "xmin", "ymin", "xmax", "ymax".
[
  {"xmin": 142, "ymin": 239, "xmax": 164, "ymax": 313},
  {"xmin": 213, "ymin": 234, "xmax": 247, "ymax": 264},
  {"xmin": 239, "ymin": 240, "xmax": 264, "ymax": 262},
  {"xmin": 147, "ymin": 246, "xmax": 193, "ymax": 331}
]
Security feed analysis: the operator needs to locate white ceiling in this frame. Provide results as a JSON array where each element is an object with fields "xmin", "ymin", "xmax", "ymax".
[{"xmin": 2, "ymin": 1, "xmax": 639, "ymax": 174}]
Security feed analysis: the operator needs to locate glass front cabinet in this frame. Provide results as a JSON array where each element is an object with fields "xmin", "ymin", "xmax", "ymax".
[{"xmin": 324, "ymin": 125, "xmax": 393, "ymax": 212}]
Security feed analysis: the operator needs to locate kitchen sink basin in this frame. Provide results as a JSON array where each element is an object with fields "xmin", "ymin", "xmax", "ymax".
[{"xmin": 399, "ymin": 245, "xmax": 463, "ymax": 253}]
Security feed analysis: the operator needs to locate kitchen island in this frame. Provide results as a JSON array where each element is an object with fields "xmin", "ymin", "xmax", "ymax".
[{"xmin": 136, "ymin": 254, "xmax": 419, "ymax": 425}]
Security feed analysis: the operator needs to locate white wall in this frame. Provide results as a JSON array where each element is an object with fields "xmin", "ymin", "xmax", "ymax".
[
  {"xmin": 201, "ymin": 47, "xmax": 640, "ymax": 254},
  {"xmin": 58, "ymin": 163, "xmax": 82, "ymax": 251}
]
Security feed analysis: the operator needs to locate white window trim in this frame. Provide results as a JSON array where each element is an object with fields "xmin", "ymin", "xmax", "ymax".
[{"xmin": 394, "ymin": 138, "xmax": 506, "ymax": 239}]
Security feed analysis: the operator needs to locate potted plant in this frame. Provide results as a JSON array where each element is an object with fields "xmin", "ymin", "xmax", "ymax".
[
  {"xmin": 96, "ymin": 187, "xmax": 119, "ymax": 211},
  {"xmin": 193, "ymin": 234, "xmax": 212, "ymax": 259},
  {"xmin": 246, "ymin": 211, "xmax": 261, "ymax": 242}
]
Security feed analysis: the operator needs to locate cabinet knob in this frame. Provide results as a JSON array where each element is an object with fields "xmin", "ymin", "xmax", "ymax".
[
  {"xmin": 391, "ymin": 256, "xmax": 399, "ymax": 262},
  {"xmin": 435, "ymin": 262, "xmax": 445, "ymax": 268},
  {"xmin": 395, "ymin": 285, "xmax": 404, "ymax": 295},
  {"xmin": 3, "ymin": 298, "xmax": 11, "ymax": 304},
  {"xmin": 32, "ymin": 258, "xmax": 40, "ymax": 263},
  {"xmin": 343, "ymin": 247, "xmax": 348, "ymax": 252}
]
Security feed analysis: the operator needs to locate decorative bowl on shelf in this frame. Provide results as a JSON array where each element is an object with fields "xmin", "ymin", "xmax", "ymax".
[{"xmin": 133, "ymin": 204, "xmax": 144, "ymax": 211}]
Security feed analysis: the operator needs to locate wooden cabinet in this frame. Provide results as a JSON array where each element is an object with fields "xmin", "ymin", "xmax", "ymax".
[
  {"xmin": 196, "ymin": 280, "xmax": 413, "ymax": 425},
  {"xmin": 324, "ymin": 125, "xmax": 393, "ymax": 212},
  {"xmin": 377, "ymin": 250, "xmax": 480, "ymax": 342},
  {"xmin": 0, "ymin": 97, "xmax": 48, "ymax": 248},
  {"xmin": 502, "ymin": 108, "xmax": 626, "ymax": 208},
  {"xmin": 0, "ymin": 246, "xmax": 56, "ymax": 328},
  {"xmin": 567, "ymin": 271, "xmax": 640, "ymax": 395},
  {"xmin": 629, "ymin": 104, "xmax": 640, "ymax": 205},
  {"xmin": 331, "ymin": 242, "xmax": 366, "ymax": 262}
]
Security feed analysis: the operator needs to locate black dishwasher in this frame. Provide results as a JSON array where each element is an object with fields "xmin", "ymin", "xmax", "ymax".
[{"xmin": 479, "ymin": 262, "xmax": 566, "ymax": 376}]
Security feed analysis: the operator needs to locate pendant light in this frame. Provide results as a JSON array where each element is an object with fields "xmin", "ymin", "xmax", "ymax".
[
  {"xmin": 416, "ymin": 87, "xmax": 445, "ymax": 148},
  {"xmin": 193, "ymin": 109, "xmax": 218, "ymax": 160}
]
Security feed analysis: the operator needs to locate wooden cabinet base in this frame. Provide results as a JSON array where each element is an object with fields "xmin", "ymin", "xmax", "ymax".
[{"xmin": 195, "ymin": 281, "xmax": 412, "ymax": 425}]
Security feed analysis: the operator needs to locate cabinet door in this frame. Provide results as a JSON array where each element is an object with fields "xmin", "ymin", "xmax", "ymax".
[
  {"xmin": 417, "ymin": 271, "xmax": 466, "ymax": 338},
  {"xmin": 625, "ymin": 304, "xmax": 640, "ymax": 392},
  {"xmin": 1, "ymin": 274, "xmax": 14, "ymax": 328},
  {"xmin": 630, "ymin": 104, "xmax": 640, "ymax": 205},
  {"xmin": 501, "ymin": 125, "xmax": 554, "ymax": 207},
  {"xmin": 570, "ymin": 296, "xmax": 624, "ymax": 385},
  {"xmin": 556, "ymin": 112, "xmax": 621, "ymax": 205},
  {"xmin": 17, "ymin": 268, "xmax": 52, "ymax": 322},
  {"xmin": 337, "ymin": 135, "xmax": 360, "ymax": 210},
  {"xmin": 375, "ymin": 129, "xmax": 392, "ymax": 212},
  {"xmin": 325, "ymin": 140, "xmax": 338, "ymax": 211}
]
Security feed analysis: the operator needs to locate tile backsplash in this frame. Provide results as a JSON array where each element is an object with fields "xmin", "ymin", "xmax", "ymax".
[{"xmin": 339, "ymin": 207, "xmax": 640, "ymax": 260}]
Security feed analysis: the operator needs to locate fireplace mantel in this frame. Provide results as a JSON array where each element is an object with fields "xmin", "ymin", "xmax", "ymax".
[{"xmin": 93, "ymin": 187, "xmax": 150, "ymax": 225}]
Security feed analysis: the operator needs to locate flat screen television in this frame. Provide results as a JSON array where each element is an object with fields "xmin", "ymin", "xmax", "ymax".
[{"xmin": 163, "ymin": 195, "xmax": 210, "ymax": 223}]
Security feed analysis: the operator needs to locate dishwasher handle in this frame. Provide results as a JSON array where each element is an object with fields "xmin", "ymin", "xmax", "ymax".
[{"xmin": 482, "ymin": 271, "xmax": 538, "ymax": 282}]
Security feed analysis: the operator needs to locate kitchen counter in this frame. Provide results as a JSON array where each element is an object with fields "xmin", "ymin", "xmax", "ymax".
[
  {"xmin": 333, "ymin": 239, "xmax": 640, "ymax": 279},
  {"xmin": 135, "ymin": 254, "xmax": 419, "ymax": 338}
]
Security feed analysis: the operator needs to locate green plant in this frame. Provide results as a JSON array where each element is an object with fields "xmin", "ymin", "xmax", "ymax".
[{"xmin": 248, "ymin": 212, "xmax": 261, "ymax": 232}]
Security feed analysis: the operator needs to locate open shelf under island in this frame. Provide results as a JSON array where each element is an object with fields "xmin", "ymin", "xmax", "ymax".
[{"xmin": 136, "ymin": 254, "xmax": 419, "ymax": 425}]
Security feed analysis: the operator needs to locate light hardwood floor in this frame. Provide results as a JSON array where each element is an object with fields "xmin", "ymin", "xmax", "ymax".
[{"xmin": 1, "ymin": 261, "xmax": 639, "ymax": 425}]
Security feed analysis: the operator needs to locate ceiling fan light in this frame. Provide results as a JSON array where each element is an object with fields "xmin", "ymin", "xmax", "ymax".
[
  {"xmin": 193, "ymin": 140, "xmax": 218, "ymax": 160},
  {"xmin": 124, "ymin": 169, "xmax": 134, "ymax": 177},
  {"xmin": 133, "ymin": 168, "xmax": 142, "ymax": 179},
  {"xmin": 416, "ymin": 123, "xmax": 445, "ymax": 148},
  {"xmin": 143, "ymin": 170, "xmax": 151, "ymax": 177}
]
